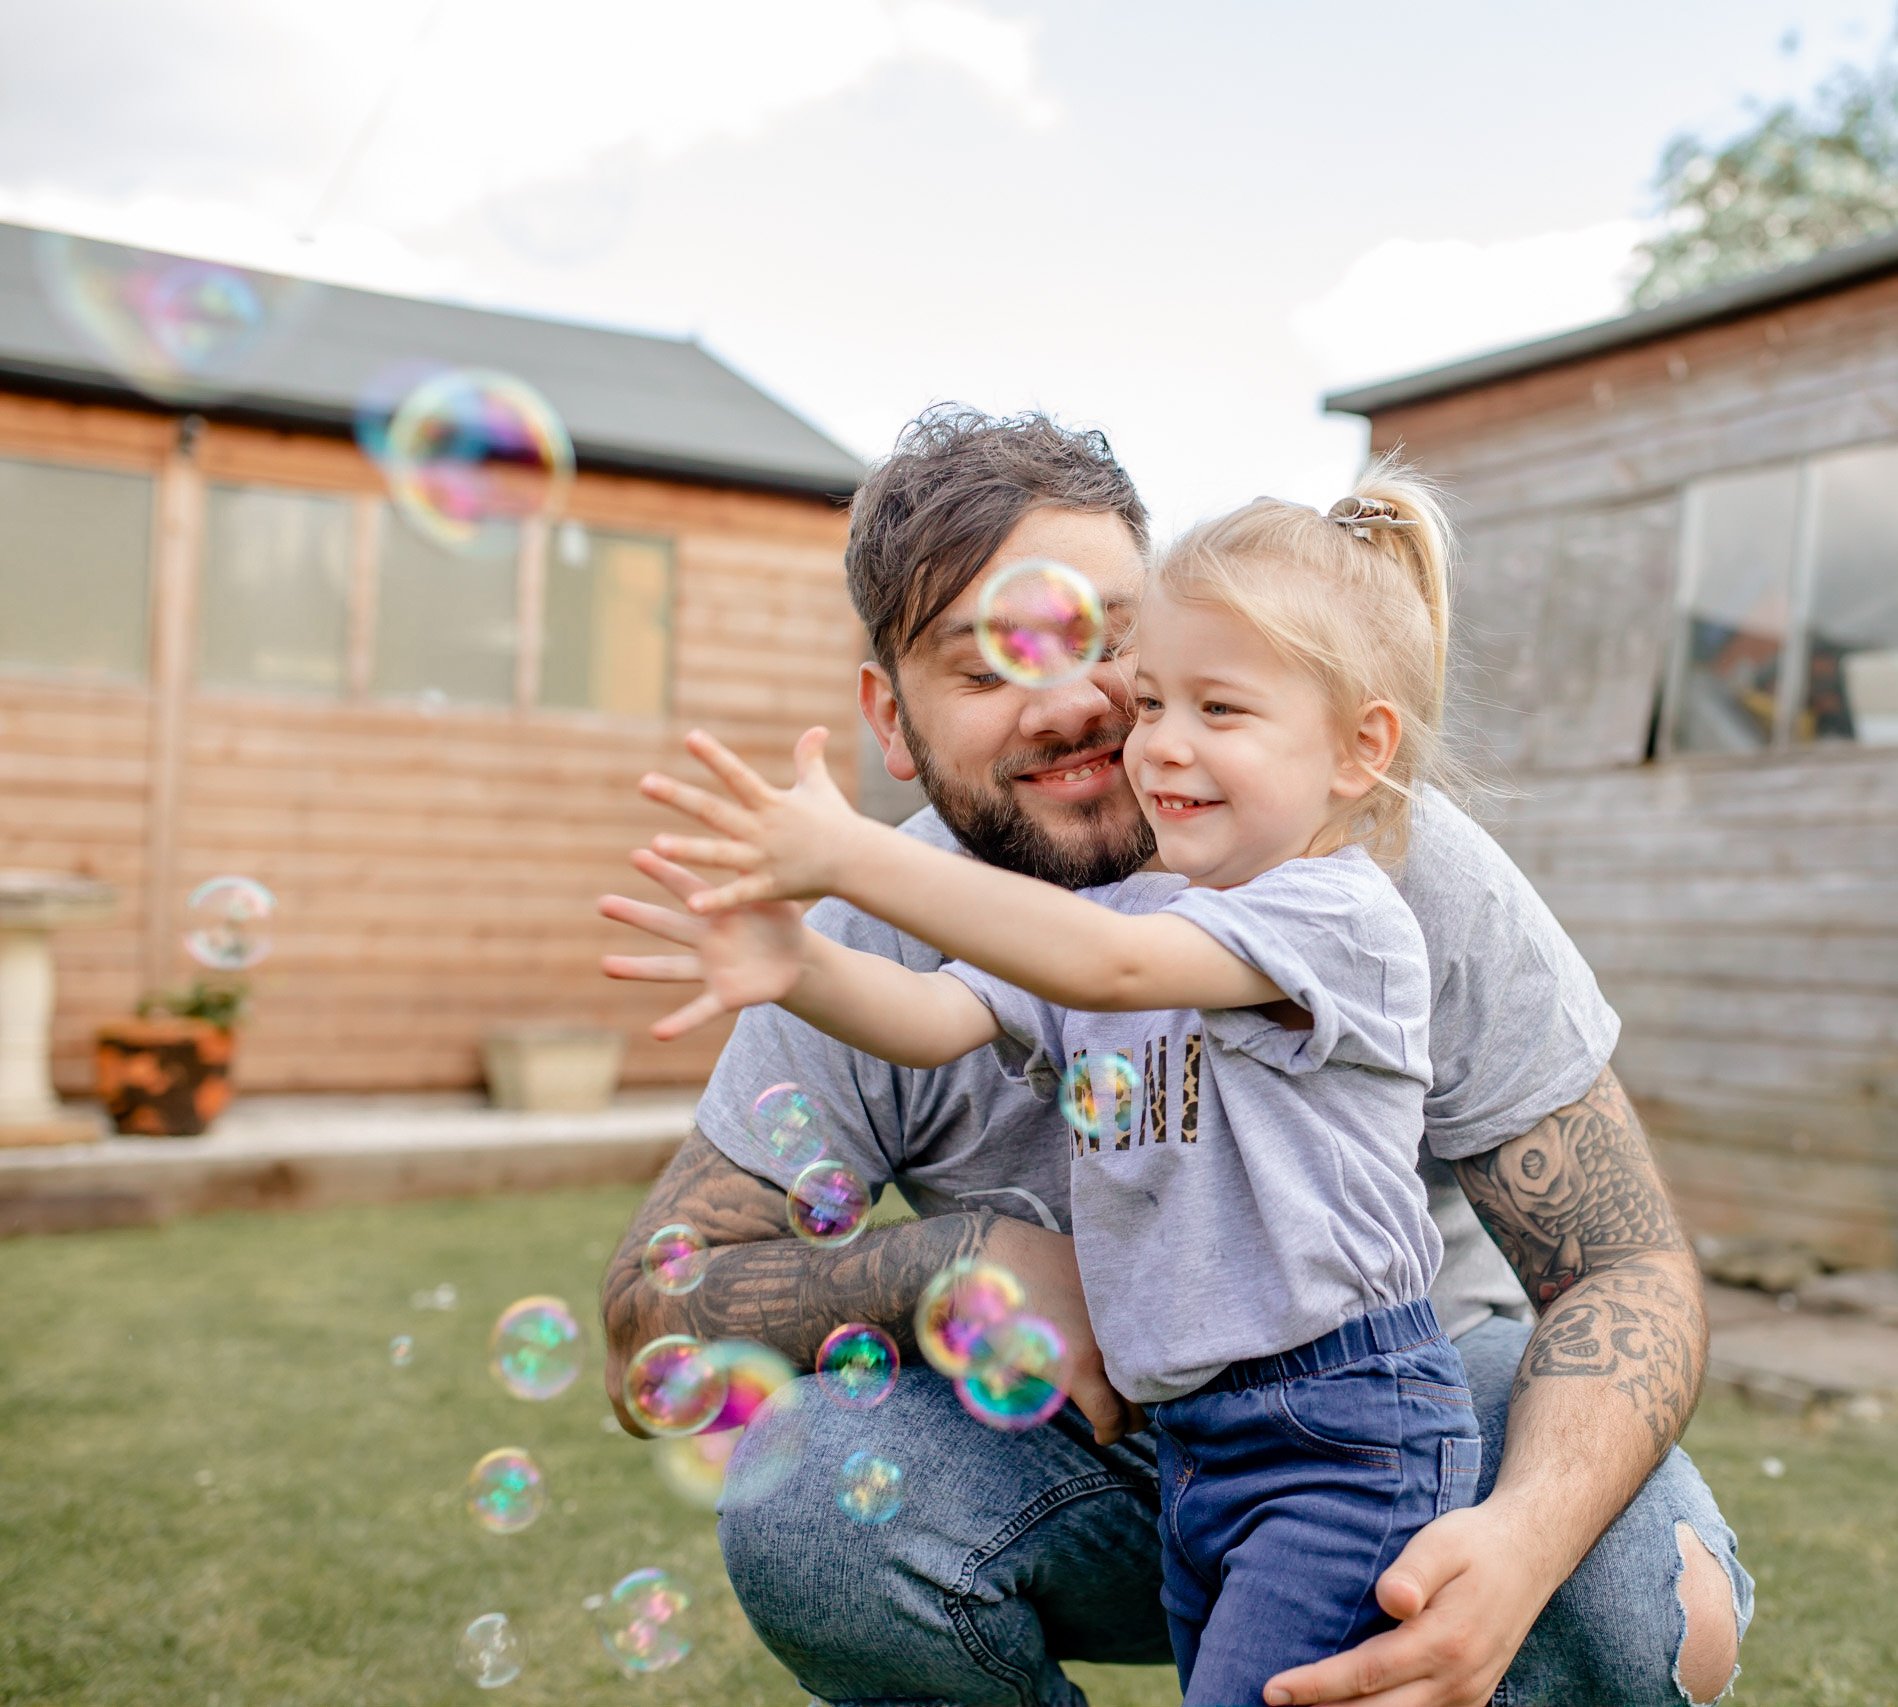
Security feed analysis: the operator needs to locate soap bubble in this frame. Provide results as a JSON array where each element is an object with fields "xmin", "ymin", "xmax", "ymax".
[
  {"xmin": 183, "ymin": 875, "xmax": 275, "ymax": 972},
  {"xmin": 653, "ymin": 1429, "xmax": 741, "ymax": 1509},
  {"xmin": 954, "ymin": 1314, "xmax": 1068, "ymax": 1432},
  {"xmin": 816, "ymin": 1323, "xmax": 900, "ymax": 1410},
  {"xmin": 33, "ymin": 232, "xmax": 315, "ymax": 405},
  {"xmin": 623, "ymin": 1335, "xmax": 727, "ymax": 1436},
  {"xmin": 487, "ymin": 1296, "xmax": 582, "ymax": 1401},
  {"xmin": 975, "ymin": 559, "xmax": 1107, "ymax": 688},
  {"xmin": 593, "ymin": 1567, "xmax": 691, "ymax": 1674},
  {"xmin": 353, "ymin": 357, "xmax": 447, "ymax": 465},
  {"xmin": 1059, "ymin": 1052, "xmax": 1143, "ymax": 1143},
  {"xmin": 1761, "ymin": 1457, "xmax": 1786, "ymax": 1479},
  {"xmin": 466, "ymin": 1448, "xmax": 546, "ymax": 1535},
  {"xmin": 383, "ymin": 368, "xmax": 574, "ymax": 556},
  {"xmin": 641, "ymin": 1223, "xmax": 708, "ymax": 1295},
  {"xmin": 787, "ymin": 1160, "xmax": 871, "ymax": 1247},
  {"xmin": 703, "ymin": 1340, "xmax": 798, "ymax": 1432},
  {"xmin": 835, "ymin": 1451, "xmax": 905, "ymax": 1525},
  {"xmin": 915, "ymin": 1260, "xmax": 1027, "ymax": 1378},
  {"xmin": 389, "ymin": 1334, "xmax": 415, "ymax": 1367},
  {"xmin": 750, "ymin": 1083, "xmax": 826, "ymax": 1171},
  {"xmin": 455, "ymin": 1612, "xmax": 525, "ymax": 1689}
]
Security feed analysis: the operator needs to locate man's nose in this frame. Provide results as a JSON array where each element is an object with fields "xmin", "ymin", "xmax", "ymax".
[{"xmin": 1019, "ymin": 665, "xmax": 1121, "ymax": 742}]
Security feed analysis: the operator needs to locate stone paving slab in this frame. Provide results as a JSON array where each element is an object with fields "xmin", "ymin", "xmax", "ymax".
[
  {"xmin": 0, "ymin": 1090, "xmax": 698, "ymax": 1236},
  {"xmin": 1704, "ymin": 1282, "xmax": 1898, "ymax": 1414}
]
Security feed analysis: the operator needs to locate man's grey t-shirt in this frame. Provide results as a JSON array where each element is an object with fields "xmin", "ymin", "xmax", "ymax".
[
  {"xmin": 694, "ymin": 793, "xmax": 1621, "ymax": 1341},
  {"xmin": 944, "ymin": 846, "xmax": 1440, "ymax": 1404}
]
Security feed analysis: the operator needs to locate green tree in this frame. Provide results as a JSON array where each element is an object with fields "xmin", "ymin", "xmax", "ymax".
[{"xmin": 1630, "ymin": 43, "xmax": 1898, "ymax": 308}]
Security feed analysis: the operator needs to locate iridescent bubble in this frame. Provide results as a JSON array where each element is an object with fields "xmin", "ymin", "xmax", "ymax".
[
  {"xmin": 466, "ymin": 1448, "xmax": 546, "ymax": 1535},
  {"xmin": 1058, "ymin": 1052, "xmax": 1143, "ymax": 1144},
  {"xmin": 622, "ymin": 1335, "xmax": 728, "ymax": 1436},
  {"xmin": 593, "ymin": 1567, "xmax": 691, "ymax": 1674},
  {"xmin": 653, "ymin": 1428, "xmax": 741, "ymax": 1510},
  {"xmin": 353, "ymin": 357, "xmax": 447, "ymax": 466},
  {"xmin": 487, "ymin": 1296, "xmax": 582, "ymax": 1401},
  {"xmin": 183, "ymin": 875, "xmax": 275, "ymax": 972},
  {"xmin": 389, "ymin": 1333, "xmax": 415, "ymax": 1368},
  {"xmin": 914, "ymin": 1260, "xmax": 1027, "ymax": 1378},
  {"xmin": 383, "ymin": 368, "xmax": 574, "ymax": 556},
  {"xmin": 787, "ymin": 1160, "xmax": 871, "ymax": 1247},
  {"xmin": 749, "ymin": 1082, "xmax": 827, "ymax": 1171},
  {"xmin": 816, "ymin": 1323, "xmax": 899, "ymax": 1410},
  {"xmin": 32, "ymin": 233, "xmax": 315, "ymax": 406},
  {"xmin": 954, "ymin": 1313, "xmax": 1069, "ymax": 1432},
  {"xmin": 702, "ymin": 1340, "xmax": 798, "ymax": 1432},
  {"xmin": 641, "ymin": 1223, "xmax": 708, "ymax": 1296},
  {"xmin": 975, "ymin": 559, "xmax": 1107, "ymax": 688},
  {"xmin": 455, "ymin": 1611, "xmax": 525, "ymax": 1689},
  {"xmin": 835, "ymin": 1451, "xmax": 905, "ymax": 1525}
]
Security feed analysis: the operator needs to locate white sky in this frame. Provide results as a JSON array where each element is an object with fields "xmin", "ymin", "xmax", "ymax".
[{"xmin": 0, "ymin": 0, "xmax": 1888, "ymax": 534}]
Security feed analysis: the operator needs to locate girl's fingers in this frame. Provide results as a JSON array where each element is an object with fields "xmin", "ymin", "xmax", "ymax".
[
  {"xmin": 651, "ymin": 990, "xmax": 728, "ymax": 1041},
  {"xmin": 639, "ymin": 771, "xmax": 758, "ymax": 838},
  {"xmin": 684, "ymin": 729, "xmax": 776, "ymax": 807},
  {"xmin": 629, "ymin": 847, "xmax": 709, "ymax": 902},
  {"xmin": 650, "ymin": 832, "xmax": 762, "ymax": 872},
  {"xmin": 600, "ymin": 954, "xmax": 703, "ymax": 983},
  {"xmin": 686, "ymin": 874, "xmax": 784, "ymax": 913},
  {"xmin": 596, "ymin": 893, "xmax": 704, "ymax": 946}
]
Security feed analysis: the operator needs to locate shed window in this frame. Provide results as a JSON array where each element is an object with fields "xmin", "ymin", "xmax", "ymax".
[
  {"xmin": 372, "ymin": 515, "xmax": 519, "ymax": 707},
  {"xmin": 1663, "ymin": 441, "xmax": 1898, "ymax": 755},
  {"xmin": 539, "ymin": 526, "xmax": 671, "ymax": 716},
  {"xmin": 0, "ymin": 456, "xmax": 153, "ymax": 681},
  {"xmin": 197, "ymin": 485, "xmax": 352, "ymax": 694}
]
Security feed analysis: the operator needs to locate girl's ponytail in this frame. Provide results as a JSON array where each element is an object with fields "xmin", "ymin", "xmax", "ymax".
[{"xmin": 1330, "ymin": 455, "xmax": 1453, "ymax": 722}]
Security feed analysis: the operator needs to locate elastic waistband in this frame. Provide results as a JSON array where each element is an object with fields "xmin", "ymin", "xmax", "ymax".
[{"xmin": 1200, "ymin": 1299, "xmax": 1444, "ymax": 1393}]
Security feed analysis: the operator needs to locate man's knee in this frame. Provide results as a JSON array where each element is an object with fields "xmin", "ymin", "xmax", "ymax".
[{"xmin": 1673, "ymin": 1522, "xmax": 1740, "ymax": 1704}]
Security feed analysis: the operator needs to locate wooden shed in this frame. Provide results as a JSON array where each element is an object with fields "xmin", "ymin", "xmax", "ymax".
[
  {"xmin": 0, "ymin": 222, "xmax": 864, "ymax": 1100},
  {"xmin": 1328, "ymin": 233, "xmax": 1898, "ymax": 1266}
]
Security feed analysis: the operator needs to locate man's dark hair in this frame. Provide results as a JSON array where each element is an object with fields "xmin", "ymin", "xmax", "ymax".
[{"xmin": 845, "ymin": 405, "xmax": 1149, "ymax": 676}]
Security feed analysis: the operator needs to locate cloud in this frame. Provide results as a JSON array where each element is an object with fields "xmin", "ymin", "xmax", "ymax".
[{"xmin": 1292, "ymin": 219, "xmax": 1646, "ymax": 392}]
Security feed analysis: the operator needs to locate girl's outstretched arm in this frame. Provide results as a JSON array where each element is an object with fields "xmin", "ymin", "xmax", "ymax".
[{"xmin": 640, "ymin": 727, "xmax": 1284, "ymax": 1016}]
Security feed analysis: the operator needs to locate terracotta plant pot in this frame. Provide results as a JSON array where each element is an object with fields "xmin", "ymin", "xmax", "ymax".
[{"xmin": 94, "ymin": 1017, "xmax": 236, "ymax": 1137}]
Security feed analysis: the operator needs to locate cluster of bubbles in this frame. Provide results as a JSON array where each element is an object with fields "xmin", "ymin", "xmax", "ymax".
[
  {"xmin": 975, "ymin": 559, "xmax": 1108, "ymax": 689},
  {"xmin": 916, "ymin": 1259, "xmax": 1069, "ymax": 1432},
  {"xmin": 1058, "ymin": 1052, "xmax": 1144, "ymax": 1145},
  {"xmin": 32, "ymin": 232, "xmax": 316, "ymax": 407},
  {"xmin": 354, "ymin": 363, "xmax": 574, "ymax": 557},
  {"xmin": 182, "ymin": 875, "xmax": 276, "ymax": 973}
]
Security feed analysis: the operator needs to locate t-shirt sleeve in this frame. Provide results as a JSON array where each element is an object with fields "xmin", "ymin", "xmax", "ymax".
[
  {"xmin": 1162, "ymin": 854, "xmax": 1430, "ymax": 1082},
  {"xmin": 1401, "ymin": 795, "xmax": 1622, "ymax": 1160},
  {"xmin": 937, "ymin": 961, "xmax": 1067, "ymax": 1100},
  {"xmin": 693, "ymin": 896, "xmax": 912, "ymax": 1193}
]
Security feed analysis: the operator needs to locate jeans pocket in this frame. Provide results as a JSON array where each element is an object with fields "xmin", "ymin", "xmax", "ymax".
[
  {"xmin": 1268, "ymin": 1366, "xmax": 1402, "ymax": 1468},
  {"xmin": 1436, "ymin": 1435, "xmax": 1482, "ymax": 1517}
]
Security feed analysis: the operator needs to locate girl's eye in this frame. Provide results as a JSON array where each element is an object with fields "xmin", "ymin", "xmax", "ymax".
[
  {"xmin": 1134, "ymin": 696, "xmax": 1161, "ymax": 716},
  {"xmin": 965, "ymin": 672, "xmax": 1003, "ymax": 688},
  {"xmin": 1203, "ymin": 702, "xmax": 1239, "ymax": 718}
]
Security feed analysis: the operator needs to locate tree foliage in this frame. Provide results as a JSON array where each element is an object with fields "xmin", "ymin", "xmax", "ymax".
[{"xmin": 1630, "ymin": 47, "xmax": 1898, "ymax": 308}]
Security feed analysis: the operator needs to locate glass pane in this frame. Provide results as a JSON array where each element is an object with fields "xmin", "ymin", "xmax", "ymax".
[
  {"xmin": 1800, "ymin": 441, "xmax": 1898, "ymax": 748},
  {"xmin": 0, "ymin": 456, "xmax": 152, "ymax": 680},
  {"xmin": 1668, "ymin": 464, "xmax": 1801, "ymax": 754},
  {"xmin": 540, "ymin": 527, "xmax": 670, "ymax": 715},
  {"xmin": 372, "ymin": 513, "xmax": 519, "ymax": 705},
  {"xmin": 198, "ymin": 485, "xmax": 352, "ymax": 693}
]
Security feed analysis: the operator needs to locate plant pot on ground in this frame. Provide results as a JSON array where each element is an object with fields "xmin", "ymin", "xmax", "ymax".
[
  {"xmin": 95, "ymin": 980, "xmax": 246, "ymax": 1138},
  {"xmin": 483, "ymin": 1024, "xmax": 625, "ymax": 1113}
]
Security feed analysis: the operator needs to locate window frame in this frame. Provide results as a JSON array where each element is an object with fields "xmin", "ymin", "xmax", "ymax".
[{"xmin": 532, "ymin": 523, "xmax": 677, "ymax": 725}]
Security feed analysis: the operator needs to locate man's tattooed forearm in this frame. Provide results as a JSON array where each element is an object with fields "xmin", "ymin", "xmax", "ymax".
[
  {"xmin": 1510, "ymin": 1257, "xmax": 1706, "ymax": 1457},
  {"xmin": 601, "ymin": 1130, "xmax": 995, "ymax": 1369},
  {"xmin": 1449, "ymin": 1067, "xmax": 1687, "ymax": 1307}
]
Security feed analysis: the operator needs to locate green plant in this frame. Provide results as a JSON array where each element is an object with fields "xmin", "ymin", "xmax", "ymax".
[{"xmin": 135, "ymin": 978, "xmax": 250, "ymax": 1031}]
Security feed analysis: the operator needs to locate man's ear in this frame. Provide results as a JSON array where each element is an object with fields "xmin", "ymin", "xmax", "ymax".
[
  {"xmin": 859, "ymin": 662, "xmax": 919, "ymax": 783},
  {"xmin": 1333, "ymin": 700, "xmax": 1402, "ymax": 801}
]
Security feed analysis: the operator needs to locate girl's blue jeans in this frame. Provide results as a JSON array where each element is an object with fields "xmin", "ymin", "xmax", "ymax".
[{"xmin": 1149, "ymin": 1299, "xmax": 1480, "ymax": 1705}]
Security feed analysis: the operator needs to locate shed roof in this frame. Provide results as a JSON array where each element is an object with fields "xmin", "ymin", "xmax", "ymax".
[
  {"xmin": 0, "ymin": 221, "xmax": 863, "ymax": 498},
  {"xmin": 1324, "ymin": 227, "xmax": 1898, "ymax": 419}
]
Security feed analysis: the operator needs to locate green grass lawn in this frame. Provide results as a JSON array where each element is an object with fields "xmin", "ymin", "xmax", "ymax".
[{"xmin": 1, "ymin": 1186, "xmax": 1893, "ymax": 1707}]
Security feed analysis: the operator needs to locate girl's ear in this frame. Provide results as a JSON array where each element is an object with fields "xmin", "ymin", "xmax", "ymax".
[{"xmin": 1333, "ymin": 701, "xmax": 1401, "ymax": 801}]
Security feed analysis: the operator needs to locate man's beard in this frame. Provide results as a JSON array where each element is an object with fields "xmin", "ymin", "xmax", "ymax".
[{"xmin": 899, "ymin": 708, "xmax": 1156, "ymax": 890}]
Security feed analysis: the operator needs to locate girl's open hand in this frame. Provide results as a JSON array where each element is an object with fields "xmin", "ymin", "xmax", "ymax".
[
  {"xmin": 639, "ymin": 727, "xmax": 860, "ymax": 913},
  {"xmin": 600, "ymin": 848, "xmax": 808, "ymax": 1039}
]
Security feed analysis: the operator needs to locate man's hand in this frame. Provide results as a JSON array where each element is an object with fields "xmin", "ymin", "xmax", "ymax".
[
  {"xmin": 1262, "ymin": 1501, "xmax": 1557, "ymax": 1706},
  {"xmin": 600, "ymin": 847, "xmax": 808, "ymax": 1041},
  {"xmin": 984, "ymin": 1217, "xmax": 1143, "ymax": 1447}
]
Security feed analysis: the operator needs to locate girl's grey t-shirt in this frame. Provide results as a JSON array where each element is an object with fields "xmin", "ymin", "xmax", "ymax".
[
  {"xmin": 942, "ymin": 844, "xmax": 1440, "ymax": 1404},
  {"xmin": 694, "ymin": 792, "xmax": 1621, "ymax": 1343}
]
